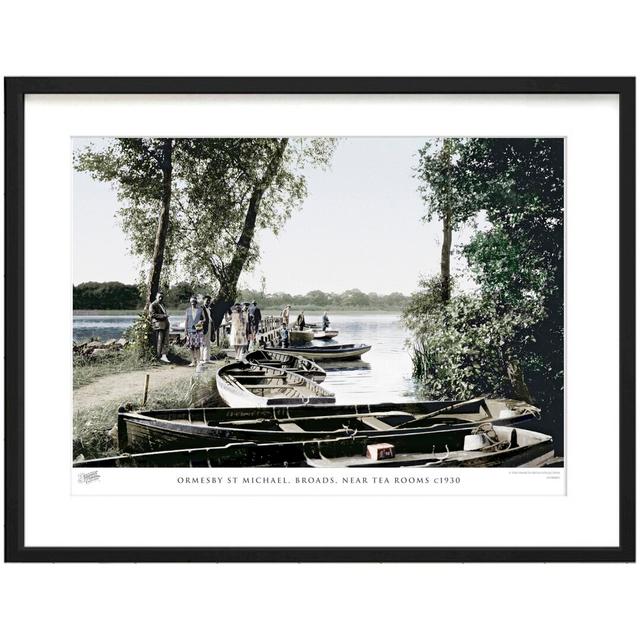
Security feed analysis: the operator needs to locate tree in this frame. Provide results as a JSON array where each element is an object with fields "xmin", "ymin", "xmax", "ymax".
[
  {"xmin": 171, "ymin": 137, "xmax": 337, "ymax": 304},
  {"xmin": 74, "ymin": 138, "xmax": 175, "ymax": 307},
  {"xmin": 415, "ymin": 138, "xmax": 472, "ymax": 302},
  {"xmin": 73, "ymin": 281, "xmax": 142, "ymax": 310},
  {"xmin": 457, "ymin": 138, "xmax": 564, "ymax": 412},
  {"xmin": 407, "ymin": 138, "xmax": 564, "ymax": 428}
]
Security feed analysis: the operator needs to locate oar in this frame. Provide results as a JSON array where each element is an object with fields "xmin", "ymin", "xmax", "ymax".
[{"xmin": 403, "ymin": 397, "xmax": 490, "ymax": 427}]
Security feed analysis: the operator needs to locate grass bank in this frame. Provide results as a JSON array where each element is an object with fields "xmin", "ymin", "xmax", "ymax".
[
  {"xmin": 73, "ymin": 349, "xmax": 152, "ymax": 389},
  {"xmin": 73, "ymin": 361, "xmax": 225, "ymax": 461}
]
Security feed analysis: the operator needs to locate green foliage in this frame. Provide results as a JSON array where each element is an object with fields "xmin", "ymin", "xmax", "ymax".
[
  {"xmin": 171, "ymin": 138, "xmax": 336, "ymax": 298},
  {"xmin": 74, "ymin": 137, "xmax": 338, "ymax": 305},
  {"xmin": 236, "ymin": 288, "xmax": 410, "ymax": 310},
  {"xmin": 405, "ymin": 279, "xmax": 543, "ymax": 399},
  {"xmin": 71, "ymin": 282, "xmax": 409, "ymax": 311},
  {"xmin": 408, "ymin": 138, "xmax": 564, "ymax": 418},
  {"xmin": 75, "ymin": 138, "xmax": 180, "ymax": 285},
  {"xmin": 415, "ymin": 138, "xmax": 475, "ymax": 229},
  {"xmin": 124, "ymin": 313, "xmax": 156, "ymax": 361},
  {"xmin": 73, "ymin": 281, "xmax": 143, "ymax": 309}
]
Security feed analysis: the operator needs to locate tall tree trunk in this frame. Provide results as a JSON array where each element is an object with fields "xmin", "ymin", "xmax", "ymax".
[
  {"xmin": 507, "ymin": 359, "xmax": 533, "ymax": 404},
  {"xmin": 214, "ymin": 138, "xmax": 289, "ymax": 304},
  {"xmin": 146, "ymin": 138, "xmax": 173, "ymax": 307},
  {"xmin": 440, "ymin": 139, "xmax": 453, "ymax": 303},
  {"xmin": 440, "ymin": 207, "xmax": 452, "ymax": 302}
]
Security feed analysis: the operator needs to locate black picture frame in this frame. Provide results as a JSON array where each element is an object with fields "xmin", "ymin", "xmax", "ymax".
[{"xmin": 4, "ymin": 76, "xmax": 636, "ymax": 563}]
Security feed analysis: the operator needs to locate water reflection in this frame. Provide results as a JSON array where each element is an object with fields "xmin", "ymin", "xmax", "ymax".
[{"xmin": 305, "ymin": 313, "xmax": 417, "ymax": 404}]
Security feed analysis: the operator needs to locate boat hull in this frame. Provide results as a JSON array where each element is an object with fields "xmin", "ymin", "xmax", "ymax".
[
  {"xmin": 289, "ymin": 329, "xmax": 314, "ymax": 343},
  {"xmin": 78, "ymin": 424, "xmax": 553, "ymax": 468},
  {"xmin": 114, "ymin": 398, "xmax": 540, "ymax": 453},
  {"xmin": 216, "ymin": 361, "xmax": 335, "ymax": 408},
  {"xmin": 313, "ymin": 330, "xmax": 339, "ymax": 340},
  {"xmin": 266, "ymin": 343, "xmax": 371, "ymax": 361},
  {"xmin": 244, "ymin": 350, "xmax": 326, "ymax": 383}
]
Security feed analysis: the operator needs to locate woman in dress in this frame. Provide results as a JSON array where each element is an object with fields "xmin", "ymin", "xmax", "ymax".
[
  {"xmin": 229, "ymin": 303, "xmax": 247, "ymax": 360},
  {"xmin": 243, "ymin": 303, "xmax": 255, "ymax": 350},
  {"xmin": 184, "ymin": 296, "xmax": 205, "ymax": 367}
]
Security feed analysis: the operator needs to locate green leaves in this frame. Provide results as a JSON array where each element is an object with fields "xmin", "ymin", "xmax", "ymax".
[
  {"xmin": 74, "ymin": 137, "xmax": 338, "ymax": 301},
  {"xmin": 407, "ymin": 137, "xmax": 564, "ymax": 413}
]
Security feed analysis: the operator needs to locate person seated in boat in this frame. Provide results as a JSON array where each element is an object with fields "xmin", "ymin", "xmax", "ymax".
[
  {"xmin": 281, "ymin": 304, "xmax": 291, "ymax": 327},
  {"xmin": 279, "ymin": 322, "xmax": 290, "ymax": 348},
  {"xmin": 322, "ymin": 311, "xmax": 330, "ymax": 331},
  {"xmin": 184, "ymin": 296, "xmax": 205, "ymax": 367},
  {"xmin": 296, "ymin": 310, "xmax": 306, "ymax": 330}
]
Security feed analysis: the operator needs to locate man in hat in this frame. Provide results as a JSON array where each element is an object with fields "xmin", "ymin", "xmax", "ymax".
[{"xmin": 149, "ymin": 291, "xmax": 170, "ymax": 363}]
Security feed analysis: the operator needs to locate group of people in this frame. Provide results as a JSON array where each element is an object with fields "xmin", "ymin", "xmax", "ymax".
[
  {"xmin": 151, "ymin": 292, "xmax": 332, "ymax": 363},
  {"xmin": 229, "ymin": 300, "xmax": 263, "ymax": 359},
  {"xmin": 277, "ymin": 305, "xmax": 330, "ymax": 347},
  {"xmin": 150, "ymin": 292, "xmax": 263, "ymax": 366}
]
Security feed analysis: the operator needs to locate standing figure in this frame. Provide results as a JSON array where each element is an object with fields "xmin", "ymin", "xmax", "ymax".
[
  {"xmin": 229, "ymin": 303, "xmax": 248, "ymax": 360},
  {"xmin": 279, "ymin": 322, "xmax": 290, "ymax": 348},
  {"xmin": 149, "ymin": 291, "xmax": 170, "ymax": 363},
  {"xmin": 184, "ymin": 296, "xmax": 205, "ymax": 367},
  {"xmin": 243, "ymin": 303, "xmax": 254, "ymax": 352},
  {"xmin": 248, "ymin": 300, "xmax": 262, "ymax": 349},
  {"xmin": 296, "ymin": 310, "xmax": 306, "ymax": 330},
  {"xmin": 281, "ymin": 304, "xmax": 291, "ymax": 327},
  {"xmin": 200, "ymin": 295, "xmax": 212, "ymax": 363},
  {"xmin": 322, "ymin": 311, "xmax": 330, "ymax": 331}
]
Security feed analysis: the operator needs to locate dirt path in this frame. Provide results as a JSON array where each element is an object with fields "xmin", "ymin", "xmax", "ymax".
[{"xmin": 73, "ymin": 364, "xmax": 198, "ymax": 413}]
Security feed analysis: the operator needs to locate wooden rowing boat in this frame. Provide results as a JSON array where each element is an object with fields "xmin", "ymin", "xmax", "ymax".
[
  {"xmin": 289, "ymin": 328, "xmax": 314, "ymax": 343},
  {"xmin": 113, "ymin": 398, "xmax": 540, "ymax": 453},
  {"xmin": 301, "ymin": 425, "xmax": 554, "ymax": 468},
  {"xmin": 216, "ymin": 360, "xmax": 335, "ymax": 408},
  {"xmin": 75, "ymin": 423, "xmax": 553, "ymax": 468},
  {"xmin": 265, "ymin": 343, "xmax": 371, "ymax": 361},
  {"xmin": 244, "ymin": 349, "xmax": 326, "ymax": 383},
  {"xmin": 312, "ymin": 330, "xmax": 339, "ymax": 340}
]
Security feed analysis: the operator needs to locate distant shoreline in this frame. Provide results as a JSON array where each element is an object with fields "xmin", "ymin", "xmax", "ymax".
[{"xmin": 73, "ymin": 308, "xmax": 404, "ymax": 316}]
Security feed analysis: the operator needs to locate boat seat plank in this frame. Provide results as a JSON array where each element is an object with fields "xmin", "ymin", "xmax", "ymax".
[
  {"xmin": 360, "ymin": 416, "xmax": 396, "ymax": 430},
  {"xmin": 243, "ymin": 384, "xmax": 303, "ymax": 389},
  {"xmin": 232, "ymin": 374, "xmax": 288, "ymax": 379},
  {"xmin": 279, "ymin": 422, "xmax": 304, "ymax": 433}
]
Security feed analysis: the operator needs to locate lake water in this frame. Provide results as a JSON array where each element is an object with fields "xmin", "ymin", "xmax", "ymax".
[{"xmin": 73, "ymin": 312, "xmax": 419, "ymax": 403}]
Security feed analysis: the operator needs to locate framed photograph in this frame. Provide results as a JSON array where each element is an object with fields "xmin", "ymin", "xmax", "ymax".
[{"xmin": 4, "ymin": 77, "xmax": 635, "ymax": 562}]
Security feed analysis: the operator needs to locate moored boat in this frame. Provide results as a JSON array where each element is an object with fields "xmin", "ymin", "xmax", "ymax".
[
  {"xmin": 265, "ymin": 343, "xmax": 371, "ymax": 361},
  {"xmin": 289, "ymin": 328, "xmax": 314, "ymax": 343},
  {"xmin": 75, "ymin": 421, "xmax": 553, "ymax": 468},
  {"xmin": 216, "ymin": 360, "xmax": 335, "ymax": 408},
  {"xmin": 245, "ymin": 349, "xmax": 326, "ymax": 383},
  {"xmin": 312, "ymin": 330, "xmax": 339, "ymax": 340},
  {"xmin": 113, "ymin": 398, "xmax": 540, "ymax": 453}
]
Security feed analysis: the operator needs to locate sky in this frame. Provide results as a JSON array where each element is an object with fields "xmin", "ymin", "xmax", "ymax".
[{"xmin": 73, "ymin": 137, "xmax": 477, "ymax": 295}]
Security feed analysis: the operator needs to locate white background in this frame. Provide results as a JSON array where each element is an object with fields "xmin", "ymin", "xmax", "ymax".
[
  {"xmin": 25, "ymin": 93, "xmax": 604, "ymax": 548},
  {"xmin": 1, "ymin": 1, "xmax": 638, "ymax": 640}
]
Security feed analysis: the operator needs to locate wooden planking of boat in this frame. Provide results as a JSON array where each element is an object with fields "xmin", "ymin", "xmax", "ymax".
[
  {"xmin": 244, "ymin": 349, "xmax": 326, "ymax": 383},
  {"xmin": 114, "ymin": 397, "xmax": 541, "ymax": 453},
  {"xmin": 288, "ymin": 328, "xmax": 314, "ymax": 343},
  {"xmin": 216, "ymin": 360, "xmax": 335, "ymax": 408},
  {"xmin": 76, "ymin": 422, "xmax": 553, "ymax": 468},
  {"xmin": 312, "ymin": 329, "xmax": 339, "ymax": 340},
  {"xmin": 265, "ymin": 343, "xmax": 371, "ymax": 361}
]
